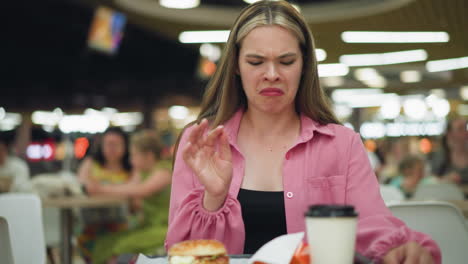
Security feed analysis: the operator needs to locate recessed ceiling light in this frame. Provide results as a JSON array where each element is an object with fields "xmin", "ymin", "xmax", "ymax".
[
  {"xmin": 340, "ymin": 49, "xmax": 428, "ymax": 66},
  {"xmin": 160, "ymin": 0, "xmax": 199, "ymax": 9},
  {"xmin": 179, "ymin": 30, "xmax": 231, "ymax": 43},
  {"xmin": 460, "ymin": 86, "xmax": 468, "ymax": 101},
  {"xmin": 426, "ymin": 56, "xmax": 468, "ymax": 72},
  {"xmin": 341, "ymin": 31, "xmax": 449, "ymax": 43},
  {"xmin": 400, "ymin": 70, "xmax": 422, "ymax": 83},
  {"xmin": 318, "ymin": 63, "xmax": 349, "ymax": 77},
  {"xmin": 315, "ymin": 49, "xmax": 327, "ymax": 62}
]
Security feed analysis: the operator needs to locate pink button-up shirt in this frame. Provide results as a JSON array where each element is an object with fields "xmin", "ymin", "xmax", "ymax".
[{"xmin": 166, "ymin": 110, "xmax": 441, "ymax": 263}]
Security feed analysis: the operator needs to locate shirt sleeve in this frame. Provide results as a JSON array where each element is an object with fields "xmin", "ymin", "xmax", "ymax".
[
  {"xmin": 345, "ymin": 132, "xmax": 441, "ymax": 263},
  {"xmin": 165, "ymin": 125, "xmax": 245, "ymax": 254}
]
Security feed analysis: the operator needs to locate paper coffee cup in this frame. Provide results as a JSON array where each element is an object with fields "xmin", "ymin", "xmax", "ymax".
[{"xmin": 305, "ymin": 205, "xmax": 358, "ymax": 264}]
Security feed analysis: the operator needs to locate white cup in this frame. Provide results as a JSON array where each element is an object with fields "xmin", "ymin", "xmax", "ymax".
[{"xmin": 305, "ymin": 205, "xmax": 358, "ymax": 264}]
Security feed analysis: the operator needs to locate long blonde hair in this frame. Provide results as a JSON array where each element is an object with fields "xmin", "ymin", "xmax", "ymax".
[{"xmin": 197, "ymin": 0, "xmax": 339, "ymax": 127}]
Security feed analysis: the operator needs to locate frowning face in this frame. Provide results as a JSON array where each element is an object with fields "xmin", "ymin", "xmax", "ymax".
[{"xmin": 238, "ymin": 25, "xmax": 303, "ymax": 114}]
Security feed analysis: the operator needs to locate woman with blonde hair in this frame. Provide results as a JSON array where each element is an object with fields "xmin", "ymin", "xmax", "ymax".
[{"xmin": 167, "ymin": 1, "xmax": 440, "ymax": 263}]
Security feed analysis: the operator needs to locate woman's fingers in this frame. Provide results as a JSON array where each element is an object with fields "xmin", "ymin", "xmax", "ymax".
[
  {"xmin": 188, "ymin": 119, "xmax": 208, "ymax": 147},
  {"xmin": 218, "ymin": 130, "xmax": 232, "ymax": 161},
  {"xmin": 182, "ymin": 141, "xmax": 195, "ymax": 164},
  {"xmin": 205, "ymin": 126, "xmax": 224, "ymax": 147}
]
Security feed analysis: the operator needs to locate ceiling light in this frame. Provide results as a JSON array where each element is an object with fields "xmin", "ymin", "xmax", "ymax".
[
  {"xmin": 332, "ymin": 88, "xmax": 382, "ymax": 99},
  {"xmin": 160, "ymin": 0, "xmax": 199, "ymax": 9},
  {"xmin": 341, "ymin": 31, "xmax": 449, "ymax": 43},
  {"xmin": 321, "ymin": 76, "xmax": 344, "ymax": 87},
  {"xmin": 340, "ymin": 49, "xmax": 428, "ymax": 66},
  {"xmin": 431, "ymin": 98, "xmax": 450, "ymax": 118},
  {"xmin": 354, "ymin": 68, "xmax": 379, "ymax": 81},
  {"xmin": 243, "ymin": 0, "xmax": 261, "ymax": 3},
  {"xmin": 200, "ymin": 43, "xmax": 222, "ymax": 62},
  {"xmin": 169, "ymin": 105, "xmax": 189, "ymax": 120},
  {"xmin": 318, "ymin": 63, "xmax": 349, "ymax": 77},
  {"xmin": 111, "ymin": 112, "xmax": 143, "ymax": 126},
  {"xmin": 379, "ymin": 98, "xmax": 401, "ymax": 119},
  {"xmin": 354, "ymin": 68, "xmax": 387, "ymax": 88},
  {"xmin": 179, "ymin": 30, "xmax": 230, "ymax": 43},
  {"xmin": 0, "ymin": 112, "xmax": 22, "ymax": 131},
  {"xmin": 457, "ymin": 104, "xmax": 468, "ymax": 116},
  {"xmin": 460, "ymin": 86, "xmax": 468, "ymax": 101},
  {"xmin": 360, "ymin": 122, "xmax": 386, "ymax": 138},
  {"xmin": 426, "ymin": 56, "xmax": 468, "ymax": 72},
  {"xmin": 332, "ymin": 89, "xmax": 398, "ymax": 108},
  {"xmin": 32, "ymin": 110, "xmax": 62, "ymax": 126},
  {"xmin": 403, "ymin": 98, "xmax": 427, "ymax": 120},
  {"xmin": 315, "ymin": 49, "xmax": 327, "ymax": 62},
  {"xmin": 400, "ymin": 70, "xmax": 422, "ymax": 83},
  {"xmin": 334, "ymin": 104, "xmax": 352, "ymax": 119},
  {"xmin": 59, "ymin": 115, "xmax": 109, "ymax": 134}
]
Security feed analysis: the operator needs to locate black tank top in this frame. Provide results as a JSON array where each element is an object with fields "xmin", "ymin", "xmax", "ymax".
[{"xmin": 237, "ymin": 188, "xmax": 287, "ymax": 254}]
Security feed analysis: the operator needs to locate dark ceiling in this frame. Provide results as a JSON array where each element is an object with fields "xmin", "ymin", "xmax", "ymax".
[
  {"xmin": 2, "ymin": 0, "xmax": 468, "ymax": 113},
  {"xmin": 201, "ymin": 0, "xmax": 330, "ymax": 7},
  {"xmin": 2, "ymin": 0, "xmax": 201, "ymax": 112}
]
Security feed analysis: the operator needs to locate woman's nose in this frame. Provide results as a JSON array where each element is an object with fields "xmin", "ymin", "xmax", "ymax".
[{"xmin": 263, "ymin": 63, "xmax": 280, "ymax": 82}]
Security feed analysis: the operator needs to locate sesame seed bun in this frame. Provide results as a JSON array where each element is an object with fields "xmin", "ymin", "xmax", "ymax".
[{"xmin": 168, "ymin": 240, "xmax": 227, "ymax": 257}]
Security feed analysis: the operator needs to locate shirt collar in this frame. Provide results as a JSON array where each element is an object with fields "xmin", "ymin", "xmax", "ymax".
[
  {"xmin": 222, "ymin": 109, "xmax": 335, "ymax": 146},
  {"xmin": 299, "ymin": 113, "xmax": 335, "ymax": 142}
]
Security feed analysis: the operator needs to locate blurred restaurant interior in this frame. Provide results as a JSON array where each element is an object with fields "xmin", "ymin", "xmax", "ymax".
[{"xmin": 1, "ymin": 0, "xmax": 468, "ymax": 263}]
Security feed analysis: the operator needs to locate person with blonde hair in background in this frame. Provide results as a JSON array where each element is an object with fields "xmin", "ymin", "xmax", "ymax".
[
  {"xmin": 166, "ymin": 1, "xmax": 440, "ymax": 263},
  {"xmin": 86, "ymin": 129, "xmax": 171, "ymax": 264}
]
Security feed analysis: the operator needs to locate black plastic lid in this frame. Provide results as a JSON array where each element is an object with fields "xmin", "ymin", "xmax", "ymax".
[{"xmin": 305, "ymin": 204, "xmax": 358, "ymax": 217}]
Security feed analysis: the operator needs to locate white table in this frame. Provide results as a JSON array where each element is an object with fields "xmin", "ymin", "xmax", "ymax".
[{"xmin": 42, "ymin": 195, "xmax": 127, "ymax": 264}]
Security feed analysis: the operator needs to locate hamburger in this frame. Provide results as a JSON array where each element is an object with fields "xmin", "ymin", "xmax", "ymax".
[{"xmin": 168, "ymin": 240, "xmax": 229, "ymax": 264}]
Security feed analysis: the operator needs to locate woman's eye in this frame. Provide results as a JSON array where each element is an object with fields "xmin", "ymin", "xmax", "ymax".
[
  {"xmin": 248, "ymin": 61, "xmax": 262, "ymax": 66},
  {"xmin": 281, "ymin": 60, "xmax": 295, "ymax": 65}
]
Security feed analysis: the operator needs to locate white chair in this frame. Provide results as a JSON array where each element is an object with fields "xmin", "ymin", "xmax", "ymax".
[
  {"xmin": 0, "ymin": 217, "xmax": 14, "ymax": 264},
  {"xmin": 388, "ymin": 201, "xmax": 468, "ymax": 264},
  {"xmin": 379, "ymin": 184, "xmax": 405, "ymax": 205},
  {"xmin": 0, "ymin": 193, "xmax": 46, "ymax": 264},
  {"xmin": 412, "ymin": 183, "xmax": 464, "ymax": 200}
]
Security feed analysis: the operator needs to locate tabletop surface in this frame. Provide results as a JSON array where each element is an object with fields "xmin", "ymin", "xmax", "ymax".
[{"xmin": 42, "ymin": 195, "xmax": 127, "ymax": 208}]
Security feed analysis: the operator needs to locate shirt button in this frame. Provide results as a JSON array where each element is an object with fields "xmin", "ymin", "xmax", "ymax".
[
  {"xmin": 286, "ymin": 191, "xmax": 293, "ymax": 198},
  {"xmin": 285, "ymin": 153, "xmax": 291, "ymax": 160}
]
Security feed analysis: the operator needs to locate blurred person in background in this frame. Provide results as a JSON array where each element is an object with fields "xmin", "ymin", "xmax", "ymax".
[
  {"xmin": 390, "ymin": 155, "xmax": 436, "ymax": 199},
  {"xmin": 85, "ymin": 129, "xmax": 171, "ymax": 264},
  {"xmin": 431, "ymin": 117, "xmax": 468, "ymax": 184},
  {"xmin": 166, "ymin": 1, "xmax": 440, "ymax": 263},
  {"xmin": 77, "ymin": 127, "xmax": 132, "ymax": 264},
  {"xmin": 0, "ymin": 133, "xmax": 30, "ymax": 193},
  {"xmin": 378, "ymin": 137, "xmax": 411, "ymax": 184}
]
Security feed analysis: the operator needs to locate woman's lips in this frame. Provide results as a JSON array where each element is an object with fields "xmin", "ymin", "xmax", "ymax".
[{"xmin": 260, "ymin": 88, "xmax": 284, "ymax": 96}]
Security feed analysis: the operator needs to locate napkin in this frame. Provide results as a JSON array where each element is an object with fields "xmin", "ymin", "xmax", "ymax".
[{"xmin": 247, "ymin": 232, "xmax": 304, "ymax": 264}]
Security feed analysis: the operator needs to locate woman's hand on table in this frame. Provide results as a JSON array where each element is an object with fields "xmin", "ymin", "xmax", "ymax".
[
  {"xmin": 383, "ymin": 241, "xmax": 434, "ymax": 264},
  {"xmin": 182, "ymin": 119, "xmax": 233, "ymax": 211},
  {"xmin": 84, "ymin": 178, "xmax": 103, "ymax": 195}
]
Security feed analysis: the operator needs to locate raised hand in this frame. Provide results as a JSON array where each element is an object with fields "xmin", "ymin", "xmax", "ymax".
[{"xmin": 182, "ymin": 119, "xmax": 233, "ymax": 211}]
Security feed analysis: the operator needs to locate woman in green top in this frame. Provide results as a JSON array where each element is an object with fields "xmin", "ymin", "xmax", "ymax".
[{"xmin": 86, "ymin": 130, "xmax": 172, "ymax": 264}]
